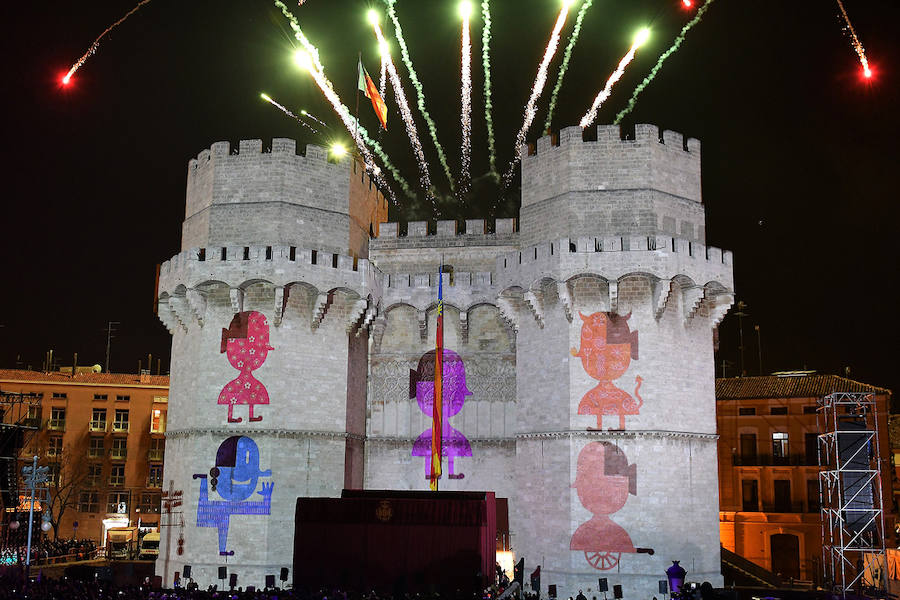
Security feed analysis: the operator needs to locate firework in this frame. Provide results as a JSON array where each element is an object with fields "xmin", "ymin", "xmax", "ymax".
[
  {"xmin": 503, "ymin": 3, "xmax": 571, "ymax": 186},
  {"xmin": 261, "ymin": 93, "xmax": 318, "ymax": 133},
  {"xmin": 379, "ymin": 53, "xmax": 388, "ymax": 101},
  {"xmin": 382, "ymin": 0, "xmax": 455, "ymax": 191},
  {"xmin": 579, "ymin": 28, "xmax": 650, "ymax": 129},
  {"xmin": 300, "ymin": 109, "xmax": 326, "ymax": 128},
  {"xmin": 459, "ymin": 2, "xmax": 474, "ymax": 196},
  {"xmin": 835, "ymin": 0, "xmax": 872, "ymax": 78},
  {"xmin": 369, "ymin": 11, "xmax": 435, "ymax": 201},
  {"xmin": 544, "ymin": 0, "xmax": 593, "ymax": 132},
  {"xmin": 481, "ymin": 0, "xmax": 498, "ymax": 178},
  {"xmin": 614, "ymin": 0, "xmax": 716, "ymax": 124},
  {"xmin": 61, "ymin": 0, "xmax": 153, "ymax": 85}
]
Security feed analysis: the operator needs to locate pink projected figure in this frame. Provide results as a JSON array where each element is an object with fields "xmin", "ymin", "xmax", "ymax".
[
  {"xmin": 410, "ymin": 349, "xmax": 472, "ymax": 480},
  {"xmin": 571, "ymin": 312, "xmax": 643, "ymax": 430},
  {"xmin": 218, "ymin": 311, "xmax": 274, "ymax": 423},
  {"xmin": 570, "ymin": 441, "xmax": 638, "ymax": 570}
]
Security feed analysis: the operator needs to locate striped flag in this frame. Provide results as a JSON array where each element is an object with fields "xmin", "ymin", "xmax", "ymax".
[
  {"xmin": 358, "ymin": 58, "xmax": 388, "ymax": 130},
  {"xmin": 430, "ymin": 263, "xmax": 444, "ymax": 490}
]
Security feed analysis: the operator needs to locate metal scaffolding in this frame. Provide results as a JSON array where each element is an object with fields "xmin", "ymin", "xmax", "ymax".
[
  {"xmin": 818, "ymin": 391, "xmax": 888, "ymax": 597},
  {"xmin": 0, "ymin": 390, "xmax": 43, "ymax": 513}
]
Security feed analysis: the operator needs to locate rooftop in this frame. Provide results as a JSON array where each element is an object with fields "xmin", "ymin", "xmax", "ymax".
[
  {"xmin": 0, "ymin": 369, "xmax": 169, "ymax": 389},
  {"xmin": 716, "ymin": 373, "xmax": 890, "ymax": 400}
]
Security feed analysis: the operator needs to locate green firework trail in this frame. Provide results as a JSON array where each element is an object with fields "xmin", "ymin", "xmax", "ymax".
[
  {"xmin": 357, "ymin": 119, "xmax": 416, "ymax": 200},
  {"xmin": 382, "ymin": 0, "xmax": 455, "ymax": 191},
  {"xmin": 482, "ymin": 0, "xmax": 498, "ymax": 179},
  {"xmin": 544, "ymin": 0, "xmax": 593, "ymax": 132},
  {"xmin": 614, "ymin": 0, "xmax": 717, "ymax": 125}
]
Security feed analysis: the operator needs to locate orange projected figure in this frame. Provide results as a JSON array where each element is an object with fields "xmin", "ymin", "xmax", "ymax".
[
  {"xmin": 571, "ymin": 312, "xmax": 642, "ymax": 430},
  {"xmin": 570, "ymin": 441, "xmax": 637, "ymax": 570}
]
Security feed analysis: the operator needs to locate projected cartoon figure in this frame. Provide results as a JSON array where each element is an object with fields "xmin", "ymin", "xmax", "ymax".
[
  {"xmin": 218, "ymin": 311, "xmax": 274, "ymax": 423},
  {"xmin": 410, "ymin": 349, "xmax": 472, "ymax": 480},
  {"xmin": 571, "ymin": 312, "xmax": 643, "ymax": 430},
  {"xmin": 570, "ymin": 441, "xmax": 637, "ymax": 570},
  {"xmin": 193, "ymin": 435, "xmax": 274, "ymax": 556}
]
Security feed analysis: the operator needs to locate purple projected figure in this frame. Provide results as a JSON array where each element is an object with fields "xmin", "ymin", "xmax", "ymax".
[
  {"xmin": 193, "ymin": 435, "xmax": 273, "ymax": 556},
  {"xmin": 410, "ymin": 349, "xmax": 472, "ymax": 480}
]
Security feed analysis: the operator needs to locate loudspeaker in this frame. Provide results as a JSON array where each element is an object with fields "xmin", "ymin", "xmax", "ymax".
[
  {"xmin": 280, "ymin": 567, "xmax": 289, "ymax": 581},
  {"xmin": 658, "ymin": 580, "xmax": 667, "ymax": 594},
  {"xmin": 229, "ymin": 573, "xmax": 238, "ymax": 588},
  {"xmin": 182, "ymin": 565, "xmax": 191, "ymax": 579},
  {"xmin": 598, "ymin": 578, "xmax": 608, "ymax": 592},
  {"xmin": 548, "ymin": 585, "xmax": 557, "ymax": 598},
  {"xmin": 218, "ymin": 566, "xmax": 227, "ymax": 580},
  {"xmin": 613, "ymin": 585, "xmax": 622, "ymax": 599},
  {"xmin": 266, "ymin": 575, "xmax": 276, "ymax": 588}
]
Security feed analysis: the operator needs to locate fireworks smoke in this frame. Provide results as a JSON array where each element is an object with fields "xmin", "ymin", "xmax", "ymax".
[
  {"xmin": 544, "ymin": 0, "xmax": 593, "ymax": 131},
  {"xmin": 835, "ymin": 0, "xmax": 872, "ymax": 77},
  {"xmin": 62, "ymin": 0, "xmax": 153, "ymax": 85},
  {"xmin": 481, "ymin": 0, "xmax": 498, "ymax": 178},
  {"xmin": 580, "ymin": 29, "xmax": 649, "ymax": 128},
  {"xmin": 503, "ymin": 5, "xmax": 570, "ymax": 186},
  {"xmin": 383, "ymin": 0, "xmax": 455, "ymax": 191},
  {"xmin": 371, "ymin": 15, "xmax": 435, "ymax": 201},
  {"xmin": 459, "ymin": 2, "xmax": 474, "ymax": 196},
  {"xmin": 614, "ymin": 0, "xmax": 716, "ymax": 124}
]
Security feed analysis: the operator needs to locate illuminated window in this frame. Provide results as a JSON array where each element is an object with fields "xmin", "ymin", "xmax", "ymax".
[
  {"xmin": 113, "ymin": 409, "xmax": 129, "ymax": 432},
  {"xmin": 140, "ymin": 493, "xmax": 161, "ymax": 514},
  {"xmin": 107, "ymin": 491, "xmax": 129, "ymax": 513},
  {"xmin": 111, "ymin": 438, "xmax": 127, "ymax": 460},
  {"xmin": 88, "ymin": 437, "xmax": 104, "ymax": 458},
  {"xmin": 772, "ymin": 432, "xmax": 789, "ymax": 458},
  {"xmin": 49, "ymin": 407, "xmax": 66, "ymax": 431},
  {"xmin": 90, "ymin": 408, "xmax": 107, "ymax": 431},
  {"xmin": 153, "ymin": 396, "xmax": 168, "ymax": 404},
  {"xmin": 148, "ymin": 465, "xmax": 163, "ymax": 488},
  {"xmin": 149, "ymin": 438, "xmax": 164, "ymax": 462},
  {"xmin": 25, "ymin": 406, "xmax": 40, "ymax": 428},
  {"xmin": 78, "ymin": 491, "xmax": 99, "ymax": 513},
  {"xmin": 150, "ymin": 409, "xmax": 166, "ymax": 433},
  {"xmin": 109, "ymin": 465, "xmax": 125, "ymax": 486},
  {"xmin": 47, "ymin": 437, "xmax": 63, "ymax": 457}
]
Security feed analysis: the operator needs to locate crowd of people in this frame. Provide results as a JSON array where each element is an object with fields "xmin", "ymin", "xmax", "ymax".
[{"xmin": 0, "ymin": 538, "xmax": 98, "ymax": 565}]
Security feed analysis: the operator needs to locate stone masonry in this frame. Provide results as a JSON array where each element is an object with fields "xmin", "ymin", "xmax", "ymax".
[{"xmin": 156, "ymin": 124, "xmax": 734, "ymax": 597}]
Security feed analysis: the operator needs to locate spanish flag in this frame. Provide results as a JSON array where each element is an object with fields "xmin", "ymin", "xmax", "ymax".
[{"xmin": 358, "ymin": 59, "xmax": 388, "ymax": 130}]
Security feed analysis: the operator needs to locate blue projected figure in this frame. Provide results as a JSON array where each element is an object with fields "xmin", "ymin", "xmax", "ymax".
[{"xmin": 193, "ymin": 435, "xmax": 274, "ymax": 556}]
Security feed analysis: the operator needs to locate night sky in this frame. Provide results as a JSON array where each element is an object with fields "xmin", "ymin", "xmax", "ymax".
[{"xmin": 2, "ymin": 1, "xmax": 897, "ymax": 394}]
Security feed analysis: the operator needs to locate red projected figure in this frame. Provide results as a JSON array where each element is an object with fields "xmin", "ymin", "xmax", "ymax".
[
  {"xmin": 571, "ymin": 312, "xmax": 643, "ymax": 430},
  {"xmin": 571, "ymin": 441, "xmax": 637, "ymax": 570},
  {"xmin": 410, "ymin": 349, "xmax": 472, "ymax": 480},
  {"xmin": 218, "ymin": 311, "xmax": 274, "ymax": 423}
]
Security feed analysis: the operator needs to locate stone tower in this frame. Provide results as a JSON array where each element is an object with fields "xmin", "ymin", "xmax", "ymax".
[
  {"xmin": 156, "ymin": 124, "xmax": 734, "ymax": 596},
  {"xmin": 155, "ymin": 139, "xmax": 387, "ymax": 586}
]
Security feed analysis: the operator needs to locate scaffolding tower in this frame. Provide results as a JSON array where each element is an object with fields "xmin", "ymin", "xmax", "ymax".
[
  {"xmin": 818, "ymin": 391, "xmax": 888, "ymax": 597},
  {"xmin": 0, "ymin": 390, "xmax": 43, "ymax": 515}
]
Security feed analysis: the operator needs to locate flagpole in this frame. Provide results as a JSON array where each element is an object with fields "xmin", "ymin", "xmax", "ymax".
[{"xmin": 355, "ymin": 52, "xmax": 362, "ymax": 150}]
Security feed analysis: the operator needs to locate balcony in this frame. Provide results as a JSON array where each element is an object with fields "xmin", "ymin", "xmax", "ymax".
[
  {"xmin": 89, "ymin": 421, "xmax": 107, "ymax": 432},
  {"xmin": 22, "ymin": 417, "xmax": 41, "ymax": 429},
  {"xmin": 147, "ymin": 477, "xmax": 163, "ymax": 489},
  {"xmin": 46, "ymin": 419, "xmax": 66, "ymax": 432},
  {"xmin": 733, "ymin": 453, "xmax": 819, "ymax": 467},
  {"xmin": 148, "ymin": 449, "xmax": 164, "ymax": 462},
  {"xmin": 112, "ymin": 422, "xmax": 129, "ymax": 433},
  {"xmin": 110, "ymin": 448, "xmax": 127, "ymax": 461}
]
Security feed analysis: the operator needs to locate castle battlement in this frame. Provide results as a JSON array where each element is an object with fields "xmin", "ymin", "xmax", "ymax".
[
  {"xmin": 158, "ymin": 244, "xmax": 381, "ymax": 302},
  {"xmin": 494, "ymin": 234, "xmax": 732, "ymax": 290}
]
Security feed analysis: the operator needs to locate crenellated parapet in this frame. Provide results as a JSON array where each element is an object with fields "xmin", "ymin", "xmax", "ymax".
[{"xmin": 369, "ymin": 218, "xmax": 518, "ymax": 250}]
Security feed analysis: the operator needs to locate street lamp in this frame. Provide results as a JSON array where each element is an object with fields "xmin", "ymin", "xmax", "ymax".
[{"xmin": 666, "ymin": 561, "xmax": 686, "ymax": 596}]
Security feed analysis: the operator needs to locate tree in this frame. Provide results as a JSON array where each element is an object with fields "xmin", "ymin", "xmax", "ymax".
[{"xmin": 41, "ymin": 444, "xmax": 90, "ymax": 540}]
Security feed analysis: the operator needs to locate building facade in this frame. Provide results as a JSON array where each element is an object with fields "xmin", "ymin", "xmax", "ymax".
[
  {"xmin": 155, "ymin": 125, "xmax": 735, "ymax": 595},
  {"xmin": 716, "ymin": 373, "xmax": 893, "ymax": 583},
  {"xmin": 0, "ymin": 370, "xmax": 169, "ymax": 543}
]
